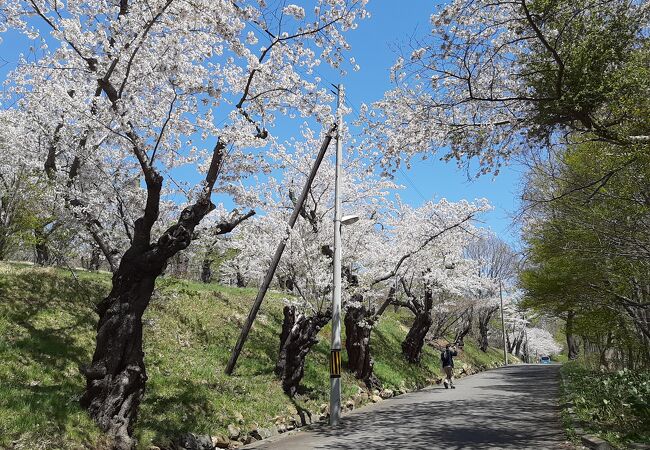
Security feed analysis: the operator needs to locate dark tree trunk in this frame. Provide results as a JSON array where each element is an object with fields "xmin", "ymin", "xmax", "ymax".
[
  {"xmin": 402, "ymin": 311, "xmax": 433, "ymax": 363},
  {"xmin": 80, "ymin": 262, "xmax": 161, "ymax": 449},
  {"xmin": 566, "ymin": 310, "xmax": 580, "ymax": 360},
  {"xmin": 0, "ymin": 234, "xmax": 8, "ymax": 261},
  {"xmin": 200, "ymin": 258, "xmax": 212, "ymax": 283},
  {"xmin": 81, "ymin": 197, "xmax": 251, "ymax": 448},
  {"xmin": 515, "ymin": 336, "xmax": 523, "ymax": 357},
  {"xmin": 522, "ymin": 340, "xmax": 529, "ymax": 363},
  {"xmin": 89, "ymin": 246, "xmax": 101, "ymax": 271},
  {"xmin": 81, "ymin": 140, "xmax": 232, "ymax": 449},
  {"xmin": 477, "ymin": 306, "xmax": 498, "ymax": 352},
  {"xmin": 35, "ymin": 241, "xmax": 51, "ymax": 266},
  {"xmin": 401, "ymin": 286, "xmax": 434, "ymax": 363},
  {"xmin": 275, "ymin": 305, "xmax": 330, "ymax": 397},
  {"xmin": 81, "ymin": 198, "xmax": 211, "ymax": 449},
  {"xmin": 478, "ymin": 320, "xmax": 490, "ymax": 352},
  {"xmin": 506, "ymin": 330, "xmax": 514, "ymax": 353},
  {"xmin": 599, "ymin": 347, "xmax": 608, "ymax": 369},
  {"xmin": 33, "ymin": 225, "xmax": 54, "ymax": 266},
  {"xmin": 236, "ymin": 271, "xmax": 246, "ymax": 288},
  {"xmin": 277, "ymin": 275, "xmax": 295, "ymax": 292},
  {"xmin": 454, "ymin": 309, "xmax": 473, "ymax": 347},
  {"xmin": 344, "ymin": 302, "xmax": 381, "ymax": 389}
]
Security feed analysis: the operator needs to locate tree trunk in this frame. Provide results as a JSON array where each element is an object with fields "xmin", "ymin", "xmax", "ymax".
[
  {"xmin": 478, "ymin": 320, "xmax": 490, "ymax": 352},
  {"xmin": 80, "ymin": 254, "xmax": 165, "ymax": 450},
  {"xmin": 81, "ymin": 154, "xmax": 223, "ymax": 448},
  {"xmin": 170, "ymin": 253, "xmax": 189, "ymax": 278},
  {"xmin": 515, "ymin": 336, "xmax": 523, "ymax": 357},
  {"xmin": 81, "ymin": 202, "xmax": 211, "ymax": 449},
  {"xmin": 454, "ymin": 309, "xmax": 473, "ymax": 347},
  {"xmin": 32, "ymin": 225, "xmax": 54, "ymax": 266},
  {"xmin": 522, "ymin": 340, "xmax": 529, "ymax": 363},
  {"xmin": 566, "ymin": 310, "xmax": 580, "ymax": 360},
  {"xmin": 277, "ymin": 275, "xmax": 295, "ymax": 292},
  {"xmin": 89, "ymin": 246, "xmax": 101, "ymax": 271},
  {"xmin": 402, "ymin": 312, "xmax": 433, "ymax": 363},
  {"xmin": 275, "ymin": 305, "xmax": 330, "ymax": 397},
  {"xmin": 344, "ymin": 302, "xmax": 381, "ymax": 389},
  {"xmin": 35, "ymin": 241, "xmax": 51, "ymax": 266},
  {"xmin": 236, "ymin": 271, "xmax": 246, "ymax": 288},
  {"xmin": 0, "ymin": 234, "xmax": 8, "ymax": 261},
  {"xmin": 401, "ymin": 286, "xmax": 434, "ymax": 363},
  {"xmin": 200, "ymin": 258, "xmax": 212, "ymax": 283},
  {"xmin": 477, "ymin": 306, "xmax": 497, "ymax": 352}
]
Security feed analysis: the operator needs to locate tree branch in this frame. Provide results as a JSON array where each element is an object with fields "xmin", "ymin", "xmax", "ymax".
[{"xmin": 370, "ymin": 211, "xmax": 478, "ymax": 287}]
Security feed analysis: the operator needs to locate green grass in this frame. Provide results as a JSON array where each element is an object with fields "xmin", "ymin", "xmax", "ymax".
[
  {"xmin": 371, "ymin": 312, "xmax": 440, "ymax": 389},
  {"xmin": 560, "ymin": 360, "xmax": 650, "ymax": 448},
  {"xmin": 0, "ymin": 262, "xmax": 512, "ymax": 449},
  {"xmin": 0, "ymin": 263, "xmax": 109, "ymax": 450},
  {"xmin": 551, "ymin": 353, "xmax": 569, "ymax": 363}
]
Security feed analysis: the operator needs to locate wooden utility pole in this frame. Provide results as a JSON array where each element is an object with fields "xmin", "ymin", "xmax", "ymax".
[{"xmin": 225, "ymin": 124, "xmax": 337, "ymax": 375}]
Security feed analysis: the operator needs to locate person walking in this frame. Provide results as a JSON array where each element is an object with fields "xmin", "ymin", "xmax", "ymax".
[{"xmin": 441, "ymin": 343, "xmax": 458, "ymax": 389}]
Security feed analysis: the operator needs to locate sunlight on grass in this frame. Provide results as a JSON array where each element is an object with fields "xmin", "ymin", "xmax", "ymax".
[
  {"xmin": 0, "ymin": 262, "xmax": 513, "ymax": 449},
  {"xmin": 560, "ymin": 361, "xmax": 650, "ymax": 448}
]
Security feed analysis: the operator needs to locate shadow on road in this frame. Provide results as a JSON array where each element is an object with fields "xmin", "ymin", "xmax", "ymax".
[{"xmin": 283, "ymin": 365, "xmax": 567, "ymax": 450}]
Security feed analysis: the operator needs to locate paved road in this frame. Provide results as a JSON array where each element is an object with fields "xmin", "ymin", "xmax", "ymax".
[{"xmin": 247, "ymin": 364, "xmax": 571, "ymax": 450}]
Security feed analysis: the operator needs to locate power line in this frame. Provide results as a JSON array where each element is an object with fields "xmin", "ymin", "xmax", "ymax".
[
  {"xmin": 340, "ymin": 91, "xmax": 429, "ymax": 204},
  {"xmin": 244, "ymin": 21, "xmax": 431, "ymax": 205},
  {"xmin": 397, "ymin": 165, "xmax": 428, "ymax": 203}
]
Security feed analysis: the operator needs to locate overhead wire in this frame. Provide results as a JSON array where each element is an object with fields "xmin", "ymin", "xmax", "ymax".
[
  {"xmin": 245, "ymin": 18, "xmax": 431, "ymax": 205},
  {"xmin": 342, "ymin": 91, "xmax": 429, "ymax": 203}
]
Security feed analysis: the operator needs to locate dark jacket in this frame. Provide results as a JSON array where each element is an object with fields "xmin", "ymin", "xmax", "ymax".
[{"xmin": 441, "ymin": 349, "xmax": 458, "ymax": 368}]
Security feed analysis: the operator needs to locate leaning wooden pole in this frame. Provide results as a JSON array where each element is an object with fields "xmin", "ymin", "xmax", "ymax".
[
  {"xmin": 225, "ymin": 124, "xmax": 337, "ymax": 375},
  {"xmin": 500, "ymin": 280, "xmax": 508, "ymax": 366}
]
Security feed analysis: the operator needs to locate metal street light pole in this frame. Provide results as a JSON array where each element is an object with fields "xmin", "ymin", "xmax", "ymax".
[{"xmin": 330, "ymin": 84, "xmax": 344, "ymax": 426}]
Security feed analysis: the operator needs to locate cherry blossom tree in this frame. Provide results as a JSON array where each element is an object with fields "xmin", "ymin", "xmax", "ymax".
[
  {"xmin": 223, "ymin": 125, "xmax": 394, "ymax": 395},
  {"xmin": 391, "ymin": 236, "xmax": 484, "ymax": 363},
  {"xmin": 500, "ymin": 290, "xmax": 531, "ymax": 357},
  {"xmin": 0, "ymin": 1, "xmax": 368, "ymax": 446},
  {"xmin": 0, "ymin": 109, "xmax": 73, "ymax": 264},
  {"xmin": 364, "ymin": 0, "xmax": 649, "ymax": 174},
  {"xmin": 0, "ymin": 110, "xmax": 40, "ymax": 260},
  {"xmin": 465, "ymin": 232, "xmax": 518, "ymax": 352},
  {"xmin": 526, "ymin": 327, "xmax": 563, "ymax": 359},
  {"xmin": 225, "ymin": 124, "xmax": 491, "ymax": 388},
  {"xmin": 345, "ymin": 197, "xmax": 491, "ymax": 380}
]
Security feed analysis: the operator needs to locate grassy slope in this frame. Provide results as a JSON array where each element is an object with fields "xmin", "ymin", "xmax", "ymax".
[
  {"xmin": 560, "ymin": 360, "xmax": 650, "ymax": 448},
  {"xmin": 0, "ymin": 263, "xmax": 510, "ymax": 449}
]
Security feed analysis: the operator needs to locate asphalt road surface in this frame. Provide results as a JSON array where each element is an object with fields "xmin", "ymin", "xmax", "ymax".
[{"xmin": 246, "ymin": 364, "xmax": 572, "ymax": 450}]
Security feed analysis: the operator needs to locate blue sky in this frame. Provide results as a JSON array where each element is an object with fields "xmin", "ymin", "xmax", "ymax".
[
  {"xmin": 335, "ymin": 1, "xmax": 524, "ymax": 246},
  {"xmin": 0, "ymin": 1, "xmax": 524, "ymax": 246}
]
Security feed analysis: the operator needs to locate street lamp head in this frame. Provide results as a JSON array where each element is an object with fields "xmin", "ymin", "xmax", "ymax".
[{"xmin": 341, "ymin": 214, "xmax": 360, "ymax": 226}]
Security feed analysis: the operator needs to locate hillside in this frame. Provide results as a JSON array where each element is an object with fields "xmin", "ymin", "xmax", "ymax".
[{"xmin": 0, "ymin": 263, "xmax": 512, "ymax": 449}]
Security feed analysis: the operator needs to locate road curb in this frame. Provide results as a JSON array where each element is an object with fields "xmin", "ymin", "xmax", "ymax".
[{"xmin": 580, "ymin": 435, "xmax": 612, "ymax": 450}]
